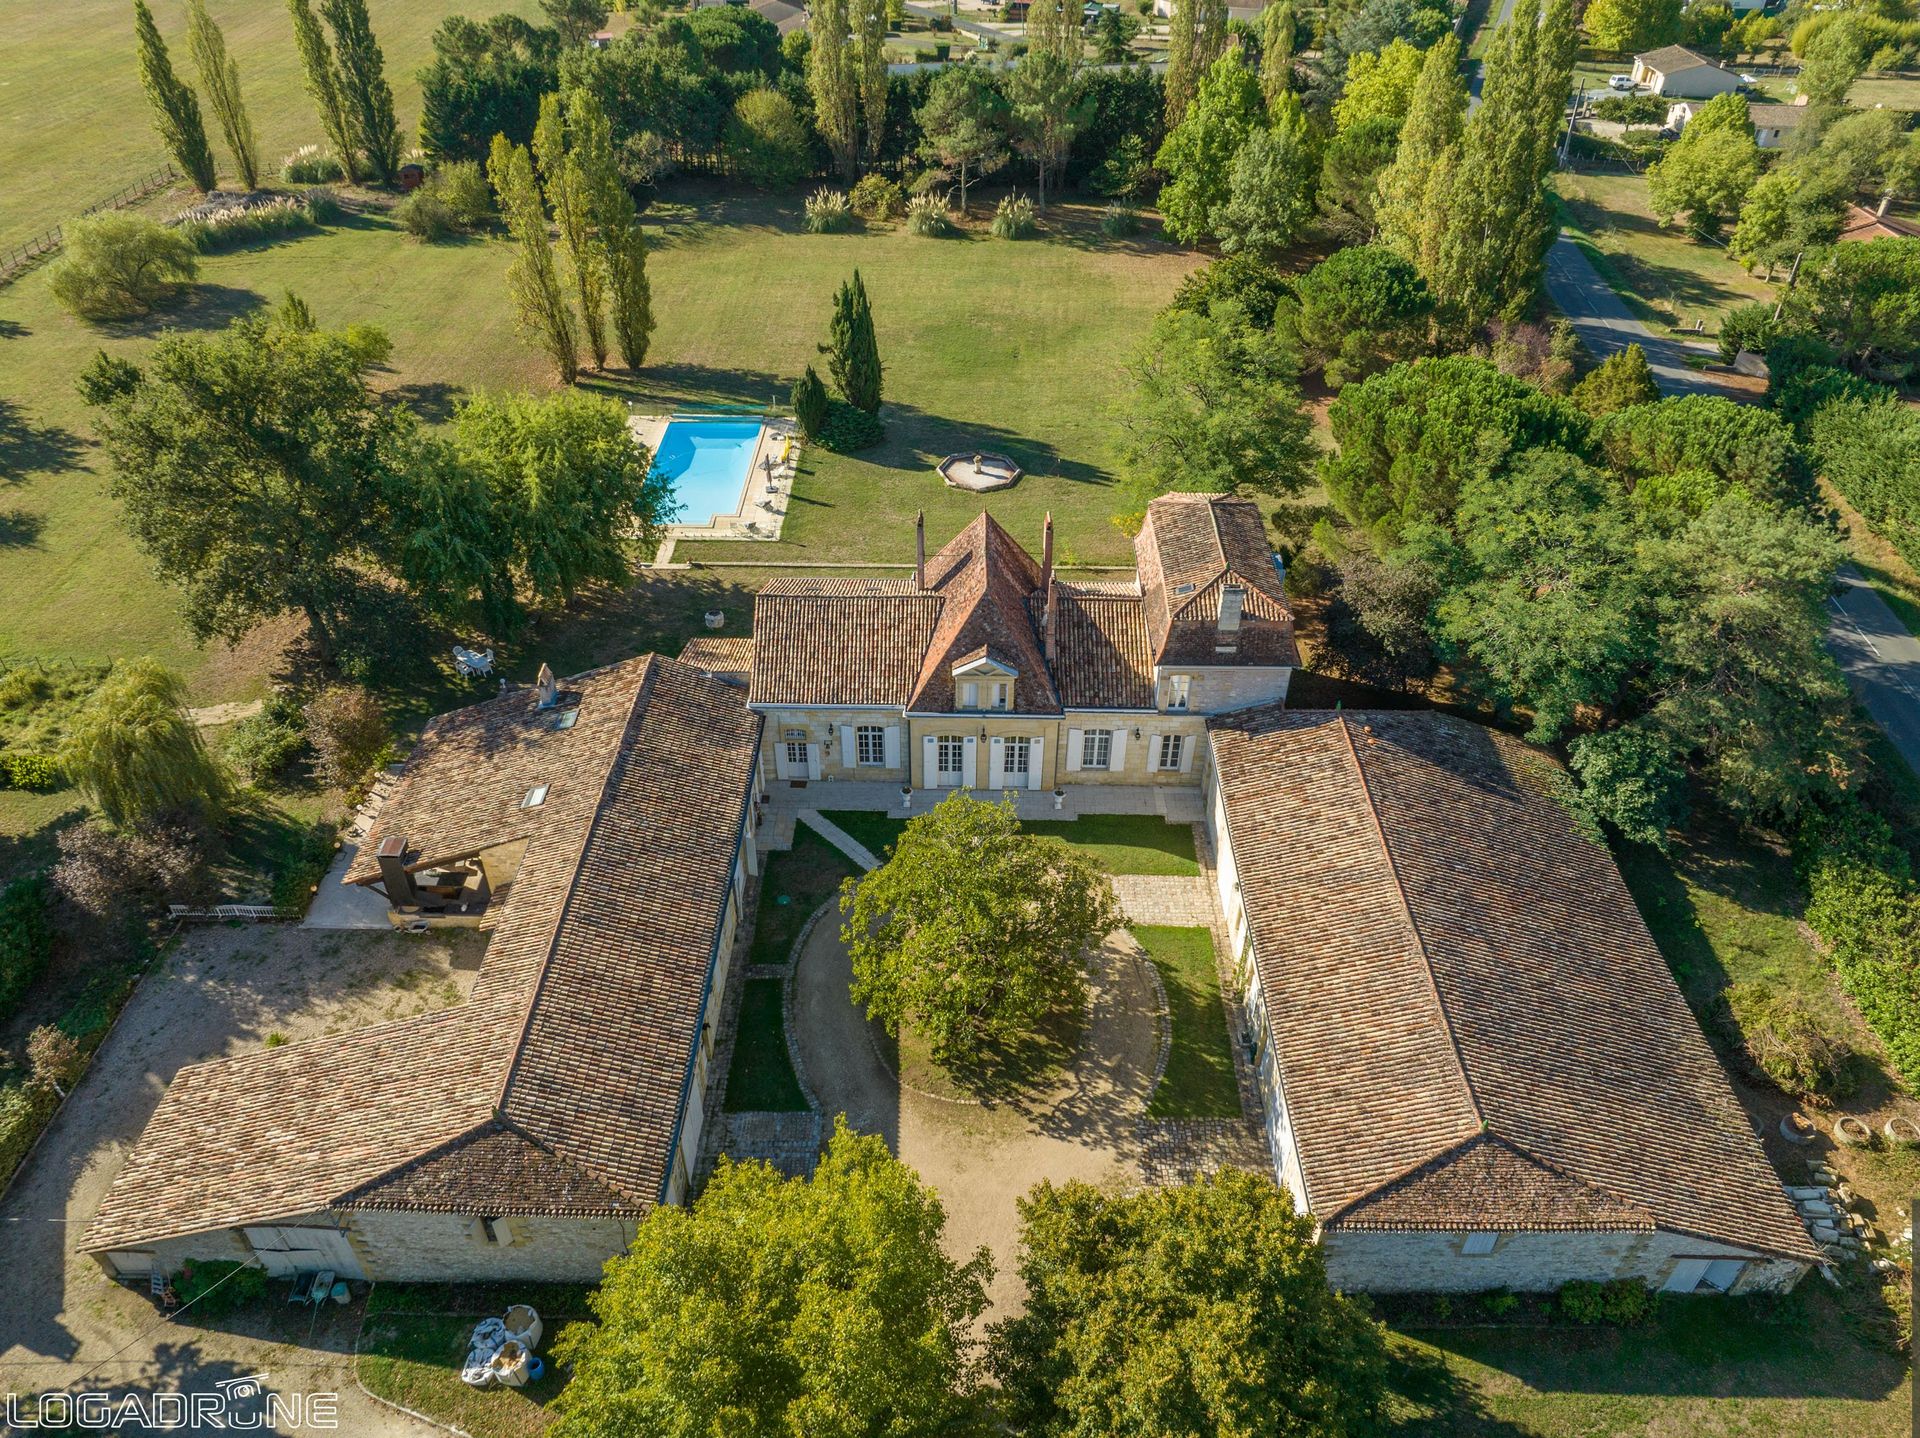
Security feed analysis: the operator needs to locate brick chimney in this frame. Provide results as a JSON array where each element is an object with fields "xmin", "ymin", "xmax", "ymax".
[
  {"xmin": 1041, "ymin": 511, "xmax": 1057, "ymax": 662},
  {"xmin": 915, "ymin": 510, "xmax": 926, "ymax": 590},
  {"xmin": 375, "ymin": 835, "xmax": 417, "ymax": 908},
  {"xmin": 1218, "ymin": 583, "xmax": 1246, "ymax": 635},
  {"xmin": 534, "ymin": 662, "xmax": 558, "ymax": 709}
]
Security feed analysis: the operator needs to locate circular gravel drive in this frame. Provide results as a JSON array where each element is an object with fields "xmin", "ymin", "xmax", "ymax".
[{"xmin": 791, "ymin": 919, "xmax": 1162, "ymax": 1316}]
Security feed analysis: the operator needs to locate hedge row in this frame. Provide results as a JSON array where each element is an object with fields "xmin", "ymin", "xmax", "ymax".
[
  {"xmin": 1796, "ymin": 801, "xmax": 1920, "ymax": 1087},
  {"xmin": 0, "ymin": 875, "xmax": 53, "ymax": 1021}
]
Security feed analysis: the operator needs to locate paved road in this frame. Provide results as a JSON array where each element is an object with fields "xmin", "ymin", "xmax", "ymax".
[
  {"xmin": 1467, "ymin": 0, "xmax": 1521, "ymax": 105},
  {"xmin": 1542, "ymin": 236, "xmax": 1730, "ymax": 396}
]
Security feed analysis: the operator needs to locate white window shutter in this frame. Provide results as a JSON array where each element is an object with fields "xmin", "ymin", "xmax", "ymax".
[
  {"xmin": 963, "ymin": 734, "xmax": 978, "ymax": 786},
  {"xmin": 922, "ymin": 734, "xmax": 937, "ymax": 786},
  {"xmin": 1066, "ymin": 728, "xmax": 1083, "ymax": 772},
  {"xmin": 838, "ymin": 725, "xmax": 855, "ymax": 766},
  {"xmin": 1145, "ymin": 734, "xmax": 1161, "ymax": 773},
  {"xmin": 1111, "ymin": 728, "xmax": 1129, "ymax": 772},
  {"xmin": 884, "ymin": 725, "xmax": 901, "ymax": 769},
  {"xmin": 774, "ymin": 743, "xmax": 791, "ymax": 780},
  {"xmin": 989, "ymin": 736, "xmax": 1004, "ymax": 788},
  {"xmin": 1179, "ymin": 734, "xmax": 1196, "ymax": 773},
  {"xmin": 806, "ymin": 743, "xmax": 821, "ymax": 778},
  {"xmin": 1029, "ymin": 749, "xmax": 1043, "ymax": 789}
]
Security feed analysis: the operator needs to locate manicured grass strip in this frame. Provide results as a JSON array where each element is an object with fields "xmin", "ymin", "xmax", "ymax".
[
  {"xmin": 357, "ymin": 1312, "xmax": 566, "ymax": 1438},
  {"xmin": 751, "ymin": 826, "xmax": 855, "ymax": 966},
  {"xmin": 1135, "ymin": 924, "xmax": 1241, "ymax": 1120},
  {"xmin": 821, "ymin": 809, "xmax": 1199, "ymax": 876},
  {"xmin": 724, "ymin": 978, "xmax": 807, "ymax": 1112}
]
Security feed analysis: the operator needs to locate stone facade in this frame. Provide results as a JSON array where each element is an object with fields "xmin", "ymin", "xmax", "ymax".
[{"xmin": 1321, "ymin": 1226, "xmax": 1804, "ymax": 1296}]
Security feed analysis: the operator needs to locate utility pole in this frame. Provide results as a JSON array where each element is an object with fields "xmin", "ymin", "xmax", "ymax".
[
  {"xmin": 1771, "ymin": 248, "xmax": 1803, "ymax": 324},
  {"xmin": 1560, "ymin": 86, "xmax": 1582, "ymax": 169}
]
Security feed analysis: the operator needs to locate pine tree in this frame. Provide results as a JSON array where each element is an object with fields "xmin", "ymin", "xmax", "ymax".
[
  {"xmin": 133, "ymin": 1, "xmax": 217, "ymax": 192},
  {"xmin": 824, "ymin": 270, "xmax": 882, "ymax": 413},
  {"xmin": 792, "ymin": 365, "xmax": 830, "ymax": 438},
  {"xmin": 1377, "ymin": 33, "xmax": 1464, "ymax": 273},
  {"xmin": 321, "ymin": 0, "xmax": 402, "ymax": 183},
  {"xmin": 490, "ymin": 135, "xmax": 579, "ymax": 383},
  {"xmin": 1428, "ymin": 0, "xmax": 1575, "ymax": 328},
  {"xmin": 1009, "ymin": 0, "xmax": 1087, "ymax": 210},
  {"xmin": 569, "ymin": 88, "xmax": 653, "ymax": 371},
  {"xmin": 1164, "ymin": 0, "xmax": 1228, "ymax": 129},
  {"xmin": 184, "ymin": 0, "xmax": 258, "ymax": 189},
  {"xmin": 288, "ymin": 0, "xmax": 357, "ymax": 182},
  {"xmin": 535, "ymin": 93, "xmax": 609, "ymax": 370},
  {"xmin": 1260, "ymin": 0, "xmax": 1296, "ymax": 111},
  {"xmin": 807, "ymin": 0, "xmax": 860, "ymax": 181},
  {"xmin": 1570, "ymin": 343, "xmax": 1659, "ymax": 417}
]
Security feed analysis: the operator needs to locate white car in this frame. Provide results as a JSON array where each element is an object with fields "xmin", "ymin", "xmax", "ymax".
[{"xmin": 1608, "ymin": 74, "xmax": 1636, "ymax": 91}]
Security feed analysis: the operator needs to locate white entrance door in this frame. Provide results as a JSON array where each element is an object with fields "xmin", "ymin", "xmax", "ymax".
[
  {"xmin": 778, "ymin": 738, "xmax": 818, "ymax": 781},
  {"xmin": 933, "ymin": 734, "xmax": 968, "ymax": 787},
  {"xmin": 242, "ymin": 1225, "xmax": 365, "ymax": 1279},
  {"xmin": 1001, "ymin": 736, "xmax": 1037, "ymax": 790}
]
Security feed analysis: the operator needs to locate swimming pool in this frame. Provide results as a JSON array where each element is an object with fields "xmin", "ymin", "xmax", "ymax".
[{"xmin": 651, "ymin": 417, "xmax": 765, "ymax": 526}]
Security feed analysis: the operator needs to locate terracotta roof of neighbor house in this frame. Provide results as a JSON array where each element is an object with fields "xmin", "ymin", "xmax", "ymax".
[
  {"xmin": 1636, "ymin": 44, "xmax": 1723, "ymax": 73},
  {"xmin": 750, "ymin": 579, "xmax": 943, "ymax": 707},
  {"xmin": 1136, "ymin": 493, "xmax": 1299, "ymax": 668},
  {"xmin": 677, "ymin": 635, "xmax": 755, "ymax": 687},
  {"xmin": 1839, "ymin": 203, "xmax": 1920, "ymax": 243},
  {"xmin": 85, "ymin": 655, "xmax": 760, "ymax": 1254},
  {"xmin": 1028, "ymin": 586, "xmax": 1156, "ymax": 710},
  {"xmin": 906, "ymin": 513, "xmax": 1061, "ymax": 714},
  {"xmin": 1208, "ymin": 708, "xmax": 1817, "ymax": 1263}
]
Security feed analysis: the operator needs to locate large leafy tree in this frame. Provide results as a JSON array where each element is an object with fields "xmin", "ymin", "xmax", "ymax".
[
  {"xmin": 1797, "ymin": 14, "xmax": 1868, "ymax": 110},
  {"xmin": 288, "ymin": 0, "xmax": 357, "ymax": 181},
  {"xmin": 1318, "ymin": 112, "xmax": 1399, "ymax": 241},
  {"xmin": 1648, "ymin": 94, "xmax": 1758, "ymax": 235},
  {"xmin": 1163, "ymin": 0, "xmax": 1228, "ymax": 128},
  {"xmin": 1118, "ymin": 299, "xmax": 1316, "ymax": 519},
  {"xmin": 842, "ymin": 794, "xmax": 1121, "ymax": 1068},
  {"xmin": 418, "ymin": 14, "xmax": 558, "ymax": 163},
  {"xmin": 551, "ymin": 1122, "xmax": 991, "ymax": 1438},
  {"xmin": 1321, "ymin": 355, "xmax": 1590, "ymax": 543},
  {"xmin": 565, "ymin": 86, "xmax": 654, "ymax": 371},
  {"xmin": 320, "ymin": 0, "xmax": 402, "ymax": 183},
  {"xmin": 917, "ymin": 65, "xmax": 1009, "ymax": 213},
  {"xmin": 824, "ymin": 270, "xmax": 883, "ymax": 413},
  {"xmin": 1376, "ymin": 33, "xmax": 1463, "ymax": 275},
  {"xmin": 1331, "ymin": 37, "xmax": 1424, "ymax": 133},
  {"xmin": 490, "ymin": 134, "xmax": 579, "ymax": 382},
  {"xmin": 133, "ymin": 0, "xmax": 216, "ymax": 192},
  {"xmin": 1156, "ymin": 52, "xmax": 1265, "ymax": 243},
  {"xmin": 1279, "ymin": 242, "xmax": 1433, "ymax": 387},
  {"xmin": 1009, "ymin": 0, "xmax": 1088, "ymax": 210},
  {"xmin": 1731, "ymin": 166, "xmax": 1847, "ymax": 279},
  {"xmin": 185, "ymin": 0, "xmax": 259, "ymax": 189},
  {"xmin": 541, "ymin": 0, "xmax": 607, "ymax": 48},
  {"xmin": 1582, "ymin": 0, "xmax": 1682, "ymax": 51},
  {"xmin": 1219, "ymin": 95, "xmax": 1318, "ymax": 256},
  {"xmin": 78, "ymin": 300, "xmax": 411, "ymax": 664},
  {"xmin": 1784, "ymin": 236, "xmax": 1920, "ymax": 377},
  {"xmin": 1259, "ymin": 0, "xmax": 1296, "ymax": 109},
  {"xmin": 805, "ymin": 0, "xmax": 885, "ymax": 178},
  {"xmin": 990, "ymin": 1170, "xmax": 1391, "ymax": 1438},
  {"xmin": 49, "ymin": 214, "xmax": 197, "ymax": 321},
  {"xmin": 1595, "ymin": 394, "xmax": 1808, "ymax": 508},
  {"xmin": 534, "ymin": 91, "xmax": 610, "ymax": 370},
  {"xmin": 63, "ymin": 661, "xmax": 227, "ymax": 826}
]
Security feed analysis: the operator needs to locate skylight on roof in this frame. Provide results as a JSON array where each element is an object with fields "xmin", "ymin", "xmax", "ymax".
[
  {"xmin": 1172, "ymin": 582, "xmax": 1197, "ymax": 596},
  {"xmin": 522, "ymin": 785, "xmax": 550, "ymax": 808},
  {"xmin": 551, "ymin": 708, "xmax": 579, "ymax": 730}
]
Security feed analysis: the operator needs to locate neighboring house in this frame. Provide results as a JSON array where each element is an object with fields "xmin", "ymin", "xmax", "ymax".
[
  {"xmin": 1666, "ymin": 98, "xmax": 1806, "ymax": 148},
  {"xmin": 1632, "ymin": 45, "xmax": 1741, "ymax": 98},
  {"xmin": 83, "ymin": 655, "xmax": 765, "ymax": 1284},
  {"xmin": 690, "ymin": 0, "xmax": 807, "ymax": 32},
  {"xmin": 1839, "ymin": 201, "xmax": 1920, "ymax": 242},
  {"xmin": 743, "ymin": 493, "xmax": 1296, "ymax": 795},
  {"xmin": 1205, "ymin": 708, "xmax": 1818, "ymax": 1294}
]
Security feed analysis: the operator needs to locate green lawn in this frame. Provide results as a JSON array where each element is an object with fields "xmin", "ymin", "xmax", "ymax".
[
  {"xmin": 357, "ymin": 1312, "xmax": 565, "ymax": 1438},
  {"xmin": 820, "ymin": 808, "xmax": 1199, "ymax": 876},
  {"xmin": 1385, "ymin": 1282, "xmax": 1911, "ymax": 1436},
  {"xmin": 751, "ymin": 825, "xmax": 856, "ymax": 965},
  {"xmin": 0, "ymin": 0, "xmax": 537, "ymax": 251},
  {"xmin": 1134, "ymin": 924, "xmax": 1241, "ymax": 1120},
  {"xmin": 724, "ymin": 976, "xmax": 808, "ymax": 1112},
  {"xmin": 1550, "ymin": 172, "xmax": 1777, "ymax": 333}
]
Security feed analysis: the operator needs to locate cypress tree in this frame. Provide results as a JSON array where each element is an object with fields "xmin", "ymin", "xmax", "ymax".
[
  {"xmin": 534, "ymin": 93, "xmax": 609, "ymax": 371},
  {"xmin": 1377, "ymin": 33, "xmax": 1465, "ymax": 276},
  {"xmin": 185, "ymin": 0, "xmax": 259, "ymax": 189},
  {"xmin": 1259, "ymin": 0, "xmax": 1296, "ymax": 111},
  {"xmin": 133, "ymin": 0, "xmax": 216, "ymax": 192},
  {"xmin": 288, "ymin": 0, "xmax": 357, "ymax": 182},
  {"xmin": 856, "ymin": 0, "xmax": 889, "ymax": 166},
  {"xmin": 792, "ymin": 365, "xmax": 830, "ymax": 439},
  {"xmin": 490, "ymin": 135, "xmax": 579, "ymax": 383},
  {"xmin": 824, "ymin": 271, "xmax": 883, "ymax": 414},
  {"xmin": 569, "ymin": 88, "xmax": 653, "ymax": 372},
  {"xmin": 807, "ymin": 0, "xmax": 860, "ymax": 181},
  {"xmin": 321, "ymin": 0, "xmax": 402, "ymax": 184}
]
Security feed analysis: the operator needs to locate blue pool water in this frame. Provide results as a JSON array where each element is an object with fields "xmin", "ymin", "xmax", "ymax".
[{"xmin": 652, "ymin": 417, "xmax": 764, "ymax": 524}]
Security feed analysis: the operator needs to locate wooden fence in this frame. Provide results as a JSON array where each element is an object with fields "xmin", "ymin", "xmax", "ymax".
[{"xmin": 0, "ymin": 164, "xmax": 181, "ymax": 288}]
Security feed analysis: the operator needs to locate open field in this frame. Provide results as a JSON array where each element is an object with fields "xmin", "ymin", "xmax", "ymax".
[
  {"xmin": 1549, "ymin": 172, "xmax": 1776, "ymax": 334},
  {"xmin": 0, "ymin": 0, "xmax": 538, "ymax": 251}
]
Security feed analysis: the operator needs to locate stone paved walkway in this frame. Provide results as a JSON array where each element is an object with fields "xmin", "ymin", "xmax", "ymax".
[
  {"xmin": 796, "ymin": 810, "xmax": 879, "ymax": 871},
  {"xmin": 1110, "ymin": 873, "xmax": 1218, "ymax": 927}
]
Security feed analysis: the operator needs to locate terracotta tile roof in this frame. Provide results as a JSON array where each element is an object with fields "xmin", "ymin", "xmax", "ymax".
[
  {"xmin": 1028, "ymin": 587, "xmax": 1155, "ymax": 710},
  {"xmin": 1136, "ymin": 494, "xmax": 1299, "ymax": 668},
  {"xmin": 676, "ymin": 636, "xmax": 754, "ymax": 686},
  {"xmin": 749, "ymin": 581, "xmax": 943, "ymax": 707},
  {"xmin": 906, "ymin": 513, "xmax": 1061, "ymax": 714},
  {"xmin": 85, "ymin": 655, "xmax": 760, "ymax": 1254},
  {"xmin": 1209, "ymin": 708, "xmax": 1817, "ymax": 1262}
]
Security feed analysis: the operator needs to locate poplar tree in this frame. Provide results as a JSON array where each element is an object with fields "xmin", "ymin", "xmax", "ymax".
[
  {"xmin": 570, "ymin": 88, "xmax": 654, "ymax": 371},
  {"xmin": 535, "ymin": 93, "xmax": 609, "ymax": 370},
  {"xmin": 321, "ymin": 0, "xmax": 402, "ymax": 183},
  {"xmin": 1428, "ymin": 0, "xmax": 1574, "ymax": 327},
  {"xmin": 185, "ymin": 0, "xmax": 259, "ymax": 189},
  {"xmin": 490, "ymin": 135, "xmax": 579, "ymax": 383},
  {"xmin": 133, "ymin": 0, "xmax": 217, "ymax": 192},
  {"xmin": 808, "ymin": 0, "xmax": 860, "ymax": 181},
  {"xmin": 289, "ymin": 0, "xmax": 357, "ymax": 182},
  {"xmin": 825, "ymin": 270, "xmax": 882, "ymax": 414},
  {"xmin": 1377, "ymin": 33, "xmax": 1465, "ymax": 275},
  {"xmin": 856, "ymin": 0, "xmax": 889, "ymax": 166},
  {"xmin": 1164, "ymin": 0, "xmax": 1228, "ymax": 129},
  {"xmin": 1260, "ymin": 0, "xmax": 1296, "ymax": 111}
]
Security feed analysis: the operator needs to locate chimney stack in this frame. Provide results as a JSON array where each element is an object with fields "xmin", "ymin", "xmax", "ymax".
[
  {"xmin": 1217, "ymin": 584, "xmax": 1246, "ymax": 636},
  {"xmin": 1041, "ymin": 512, "xmax": 1057, "ymax": 662},
  {"xmin": 915, "ymin": 510, "xmax": 926, "ymax": 590},
  {"xmin": 534, "ymin": 662, "xmax": 558, "ymax": 709},
  {"xmin": 376, "ymin": 835, "xmax": 417, "ymax": 908},
  {"xmin": 1040, "ymin": 511, "xmax": 1054, "ymax": 594}
]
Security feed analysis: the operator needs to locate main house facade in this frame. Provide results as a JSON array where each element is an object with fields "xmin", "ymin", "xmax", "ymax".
[{"xmin": 743, "ymin": 492, "xmax": 1296, "ymax": 798}]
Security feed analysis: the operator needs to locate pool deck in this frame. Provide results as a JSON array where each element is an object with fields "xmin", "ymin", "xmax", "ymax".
[{"xmin": 629, "ymin": 413, "xmax": 801, "ymax": 544}]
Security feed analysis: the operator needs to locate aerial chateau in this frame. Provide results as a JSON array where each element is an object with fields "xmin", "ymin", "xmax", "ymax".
[{"xmin": 86, "ymin": 494, "xmax": 1813, "ymax": 1297}]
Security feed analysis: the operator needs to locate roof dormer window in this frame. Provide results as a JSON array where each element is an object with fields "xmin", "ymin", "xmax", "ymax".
[{"xmin": 551, "ymin": 708, "xmax": 579, "ymax": 731}]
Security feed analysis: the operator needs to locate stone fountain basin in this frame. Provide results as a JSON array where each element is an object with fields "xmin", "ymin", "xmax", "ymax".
[{"xmin": 938, "ymin": 451, "xmax": 1022, "ymax": 492}]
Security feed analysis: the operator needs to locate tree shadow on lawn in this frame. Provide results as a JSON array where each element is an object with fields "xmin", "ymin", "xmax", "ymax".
[
  {"xmin": 0, "ymin": 506, "xmax": 47, "ymax": 547},
  {"xmin": 580, "ymin": 361, "xmax": 793, "ymax": 414},
  {"xmin": 101, "ymin": 282, "xmax": 267, "ymax": 339},
  {"xmin": 1380, "ymin": 1337, "xmax": 1535, "ymax": 1436},
  {"xmin": 383, "ymin": 379, "xmax": 465, "ymax": 424},
  {"xmin": 872, "ymin": 991, "xmax": 1084, "ymax": 1108},
  {"xmin": 0, "ymin": 396, "xmax": 85, "ymax": 478}
]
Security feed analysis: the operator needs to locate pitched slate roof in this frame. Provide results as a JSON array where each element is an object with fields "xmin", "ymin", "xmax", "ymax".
[
  {"xmin": 85, "ymin": 655, "xmax": 760, "ymax": 1254},
  {"xmin": 1208, "ymin": 708, "xmax": 1816, "ymax": 1262},
  {"xmin": 1636, "ymin": 44, "xmax": 1723, "ymax": 74},
  {"xmin": 1136, "ymin": 493, "xmax": 1299, "ymax": 668}
]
